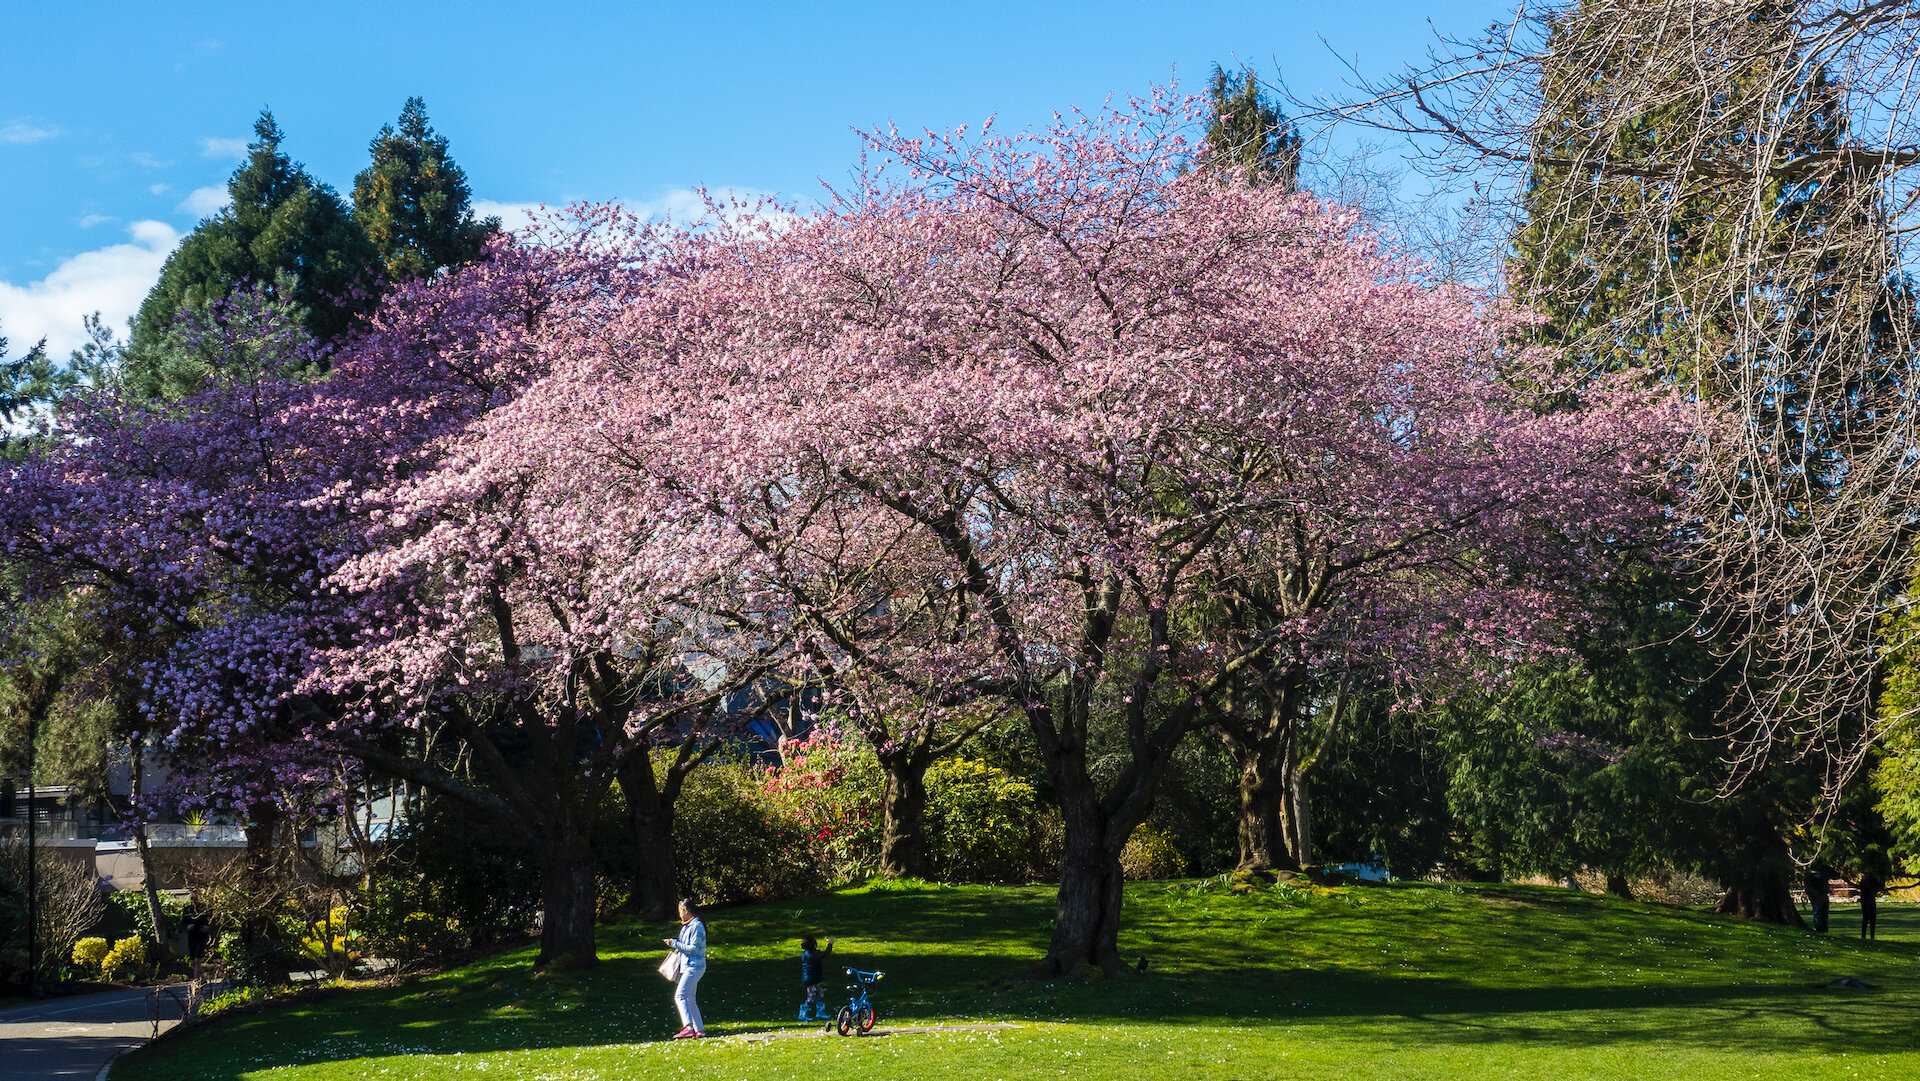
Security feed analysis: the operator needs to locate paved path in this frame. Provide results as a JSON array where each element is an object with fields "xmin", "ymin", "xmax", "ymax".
[{"xmin": 0, "ymin": 985, "xmax": 185, "ymax": 1081}]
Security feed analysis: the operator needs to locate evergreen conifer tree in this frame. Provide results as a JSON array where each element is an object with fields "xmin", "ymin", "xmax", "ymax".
[
  {"xmin": 1201, "ymin": 65, "xmax": 1301, "ymax": 190},
  {"xmin": 0, "ymin": 326, "xmax": 68, "ymax": 460},
  {"xmin": 133, "ymin": 111, "xmax": 377, "ymax": 353},
  {"xmin": 1495, "ymin": 2, "xmax": 1902, "ymax": 922},
  {"xmin": 352, "ymin": 98, "xmax": 498, "ymax": 280}
]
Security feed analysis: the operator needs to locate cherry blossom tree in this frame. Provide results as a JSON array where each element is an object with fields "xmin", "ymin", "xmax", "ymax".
[
  {"xmin": 470, "ymin": 92, "xmax": 1693, "ymax": 974},
  {"xmin": 3, "ymin": 89, "xmax": 1694, "ymax": 977},
  {"xmin": 0, "ymin": 226, "xmax": 770, "ymax": 968}
]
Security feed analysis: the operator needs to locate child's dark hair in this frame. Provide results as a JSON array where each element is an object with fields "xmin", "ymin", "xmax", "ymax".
[{"xmin": 801, "ymin": 934, "xmax": 818, "ymax": 952}]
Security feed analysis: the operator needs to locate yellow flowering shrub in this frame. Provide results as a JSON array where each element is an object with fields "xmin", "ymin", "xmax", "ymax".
[
  {"xmin": 1120, "ymin": 826, "xmax": 1188, "ymax": 881},
  {"xmin": 72, "ymin": 936, "xmax": 111, "ymax": 974}
]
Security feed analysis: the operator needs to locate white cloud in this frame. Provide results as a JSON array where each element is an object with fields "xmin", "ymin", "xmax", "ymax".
[
  {"xmin": 78, "ymin": 214, "xmax": 114, "ymax": 228},
  {"xmin": 199, "ymin": 136, "xmax": 247, "ymax": 159},
  {"xmin": 177, "ymin": 185, "xmax": 230, "ymax": 218},
  {"xmin": 633, "ymin": 187, "xmax": 785, "ymax": 225},
  {"xmin": 634, "ymin": 190, "xmax": 712, "ymax": 222},
  {"xmin": 130, "ymin": 151, "xmax": 170, "ymax": 170},
  {"xmin": 0, "ymin": 221, "xmax": 180, "ymax": 359},
  {"xmin": 471, "ymin": 199, "xmax": 548, "ymax": 233},
  {"xmin": 1, "ymin": 121, "xmax": 62, "ymax": 145},
  {"xmin": 473, "ymin": 187, "xmax": 788, "ymax": 238},
  {"xmin": 149, "ymin": 183, "xmax": 171, "ymax": 196}
]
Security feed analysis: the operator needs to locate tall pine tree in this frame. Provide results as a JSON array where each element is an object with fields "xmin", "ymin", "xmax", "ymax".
[
  {"xmin": 0, "ymin": 325, "xmax": 69, "ymax": 460},
  {"xmin": 134, "ymin": 111, "xmax": 377, "ymax": 354},
  {"xmin": 1201, "ymin": 65, "xmax": 1301, "ymax": 190},
  {"xmin": 352, "ymin": 98, "xmax": 498, "ymax": 280}
]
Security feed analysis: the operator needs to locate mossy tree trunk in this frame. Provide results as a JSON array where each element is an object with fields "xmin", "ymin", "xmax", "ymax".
[{"xmin": 878, "ymin": 749, "xmax": 935, "ymax": 879}]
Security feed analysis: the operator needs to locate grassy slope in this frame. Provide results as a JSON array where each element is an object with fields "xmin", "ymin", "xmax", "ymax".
[{"xmin": 112, "ymin": 881, "xmax": 1920, "ymax": 1081}]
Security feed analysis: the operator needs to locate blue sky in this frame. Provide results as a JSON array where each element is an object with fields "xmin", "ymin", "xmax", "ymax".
[{"xmin": 2, "ymin": 1, "xmax": 1509, "ymax": 357}]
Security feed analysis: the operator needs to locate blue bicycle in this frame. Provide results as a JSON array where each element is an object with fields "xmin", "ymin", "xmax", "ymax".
[{"xmin": 832, "ymin": 966, "xmax": 884, "ymax": 1036}]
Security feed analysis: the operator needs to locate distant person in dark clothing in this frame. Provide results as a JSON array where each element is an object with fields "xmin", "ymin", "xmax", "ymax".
[
  {"xmin": 182, "ymin": 893, "xmax": 213, "ymax": 974},
  {"xmin": 1859, "ymin": 874, "xmax": 1882, "ymax": 940},
  {"xmin": 1804, "ymin": 865, "xmax": 1832, "ymax": 933}
]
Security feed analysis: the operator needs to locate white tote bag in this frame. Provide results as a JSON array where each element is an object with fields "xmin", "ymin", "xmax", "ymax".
[{"xmin": 658, "ymin": 951, "xmax": 683, "ymax": 981}]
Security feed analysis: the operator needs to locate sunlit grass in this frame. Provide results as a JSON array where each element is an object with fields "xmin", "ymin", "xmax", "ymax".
[{"xmin": 111, "ymin": 882, "xmax": 1920, "ymax": 1080}]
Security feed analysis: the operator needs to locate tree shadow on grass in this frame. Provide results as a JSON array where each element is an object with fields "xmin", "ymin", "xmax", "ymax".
[
  {"xmin": 111, "ymin": 956, "xmax": 1919, "ymax": 1080},
  {"xmin": 108, "ymin": 887, "xmax": 1920, "ymax": 1081}
]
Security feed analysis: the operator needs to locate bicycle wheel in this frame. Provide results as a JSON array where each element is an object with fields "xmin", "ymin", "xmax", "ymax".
[
  {"xmin": 858, "ymin": 1003, "xmax": 877, "ymax": 1034},
  {"xmin": 835, "ymin": 1006, "xmax": 856, "ymax": 1036}
]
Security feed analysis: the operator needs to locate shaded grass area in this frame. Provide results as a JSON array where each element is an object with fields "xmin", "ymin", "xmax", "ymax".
[{"xmin": 111, "ymin": 882, "xmax": 1920, "ymax": 1080}]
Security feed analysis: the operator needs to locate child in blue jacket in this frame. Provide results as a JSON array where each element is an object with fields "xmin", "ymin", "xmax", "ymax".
[{"xmin": 798, "ymin": 935, "xmax": 836, "ymax": 1021}]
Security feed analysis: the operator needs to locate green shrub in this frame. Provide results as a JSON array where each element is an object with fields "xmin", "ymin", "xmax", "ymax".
[
  {"xmin": 200, "ymin": 984, "xmax": 273, "ymax": 1017},
  {"xmin": 676, "ymin": 761, "xmax": 825, "ymax": 904},
  {"xmin": 106, "ymin": 890, "xmax": 185, "ymax": 951},
  {"xmin": 354, "ymin": 891, "xmax": 463, "ymax": 966},
  {"xmin": 72, "ymin": 936, "xmax": 111, "ymax": 974},
  {"xmin": 385, "ymin": 794, "xmax": 539, "ymax": 948},
  {"xmin": 0, "ymin": 860, "xmax": 24, "ymax": 984},
  {"xmin": 925, "ymin": 758, "xmax": 1037, "ymax": 882},
  {"xmin": 399, "ymin": 909, "xmax": 461, "ymax": 951},
  {"xmin": 1142, "ymin": 735, "xmax": 1241, "ymax": 876},
  {"xmin": 354, "ymin": 875, "xmax": 479, "ymax": 968},
  {"xmin": 293, "ymin": 904, "xmax": 358, "ymax": 970}
]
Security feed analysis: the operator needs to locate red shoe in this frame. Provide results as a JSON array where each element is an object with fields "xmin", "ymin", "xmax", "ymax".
[{"xmin": 672, "ymin": 1026, "xmax": 697, "ymax": 1039}]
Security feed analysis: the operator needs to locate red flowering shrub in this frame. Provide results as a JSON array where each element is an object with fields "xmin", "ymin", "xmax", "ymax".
[{"xmin": 757, "ymin": 723, "xmax": 884, "ymax": 883}]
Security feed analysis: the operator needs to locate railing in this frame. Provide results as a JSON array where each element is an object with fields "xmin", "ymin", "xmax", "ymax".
[
  {"xmin": 0, "ymin": 819, "xmax": 95, "ymax": 841},
  {"xmin": 95, "ymin": 823, "xmax": 250, "ymax": 845},
  {"xmin": 0, "ymin": 821, "xmax": 254, "ymax": 844},
  {"xmin": 4, "ymin": 820, "xmax": 359, "ymax": 846}
]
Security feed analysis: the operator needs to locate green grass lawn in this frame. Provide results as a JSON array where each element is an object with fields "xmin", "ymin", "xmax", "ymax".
[{"xmin": 111, "ymin": 880, "xmax": 1920, "ymax": 1080}]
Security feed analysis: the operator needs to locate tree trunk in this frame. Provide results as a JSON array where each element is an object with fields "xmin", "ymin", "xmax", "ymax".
[
  {"xmin": 536, "ymin": 829, "xmax": 599, "ymax": 970},
  {"xmin": 879, "ymin": 755, "xmax": 933, "ymax": 879},
  {"xmin": 132, "ymin": 827, "xmax": 168, "ymax": 949},
  {"xmin": 1234, "ymin": 751, "xmax": 1296, "ymax": 872},
  {"xmin": 1229, "ymin": 673, "xmax": 1338, "ymax": 873},
  {"xmin": 239, "ymin": 801, "xmax": 288, "ymax": 985},
  {"xmin": 1038, "ymin": 795, "xmax": 1129, "ymax": 978},
  {"xmin": 1715, "ymin": 883, "xmax": 1807, "ymax": 926},
  {"xmin": 1281, "ymin": 758, "xmax": 1313, "ymax": 869},
  {"xmin": 128, "ymin": 751, "xmax": 171, "ymax": 955},
  {"xmin": 617, "ymin": 757, "xmax": 679, "ymax": 923},
  {"xmin": 1711, "ymin": 810, "xmax": 1806, "ymax": 928}
]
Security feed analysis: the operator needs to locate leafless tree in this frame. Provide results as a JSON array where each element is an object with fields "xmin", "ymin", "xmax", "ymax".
[
  {"xmin": 0, "ymin": 845, "xmax": 106, "ymax": 978},
  {"xmin": 1300, "ymin": 0, "xmax": 1920, "ymax": 799}
]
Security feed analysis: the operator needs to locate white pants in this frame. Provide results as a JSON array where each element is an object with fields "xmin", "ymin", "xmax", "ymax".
[{"xmin": 674, "ymin": 963, "xmax": 705, "ymax": 1031}]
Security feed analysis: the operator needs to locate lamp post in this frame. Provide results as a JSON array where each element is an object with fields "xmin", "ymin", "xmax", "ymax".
[{"xmin": 25, "ymin": 705, "xmax": 37, "ymax": 993}]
